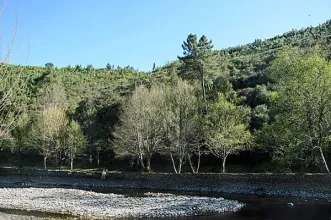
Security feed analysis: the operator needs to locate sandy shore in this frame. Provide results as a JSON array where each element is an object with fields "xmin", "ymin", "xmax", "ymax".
[{"xmin": 0, "ymin": 188, "xmax": 244, "ymax": 219}]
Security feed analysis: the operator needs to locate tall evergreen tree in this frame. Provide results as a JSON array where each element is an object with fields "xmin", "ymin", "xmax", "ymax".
[
  {"xmin": 106, "ymin": 63, "xmax": 112, "ymax": 70},
  {"xmin": 178, "ymin": 34, "xmax": 217, "ymax": 113}
]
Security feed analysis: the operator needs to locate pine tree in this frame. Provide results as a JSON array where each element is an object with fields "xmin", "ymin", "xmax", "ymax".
[
  {"xmin": 106, "ymin": 63, "xmax": 112, "ymax": 70},
  {"xmin": 178, "ymin": 34, "xmax": 217, "ymax": 113}
]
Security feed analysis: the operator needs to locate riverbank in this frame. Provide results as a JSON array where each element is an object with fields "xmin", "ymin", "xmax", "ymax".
[
  {"xmin": 1, "ymin": 168, "xmax": 331, "ymax": 199},
  {"xmin": 0, "ymin": 188, "xmax": 244, "ymax": 219},
  {"xmin": 0, "ymin": 212, "xmax": 56, "ymax": 220}
]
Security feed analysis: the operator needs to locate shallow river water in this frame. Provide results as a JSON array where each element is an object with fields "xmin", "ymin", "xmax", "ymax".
[{"xmin": 1, "ymin": 187, "xmax": 331, "ymax": 220}]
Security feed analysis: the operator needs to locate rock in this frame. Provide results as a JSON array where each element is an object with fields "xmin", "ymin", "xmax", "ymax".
[
  {"xmin": 143, "ymin": 192, "xmax": 172, "ymax": 197},
  {"xmin": 287, "ymin": 202, "xmax": 294, "ymax": 207}
]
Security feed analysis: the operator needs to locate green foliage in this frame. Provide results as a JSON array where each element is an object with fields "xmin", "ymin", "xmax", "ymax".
[
  {"xmin": 1, "ymin": 19, "xmax": 331, "ymax": 172},
  {"xmin": 45, "ymin": 62, "xmax": 54, "ymax": 69},
  {"xmin": 204, "ymin": 95, "xmax": 251, "ymax": 172},
  {"xmin": 106, "ymin": 63, "xmax": 114, "ymax": 70},
  {"xmin": 263, "ymin": 46, "xmax": 331, "ymax": 172},
  {"xmin": 67, "ymin": 120, "xmax": 87, "ymax": 170},
  {"xmin": 204, "ymin": 94, "xmax": 251, "ymax": 172},
  {"xmin": 178, "ymin": 34, "xmax": 221, "ymax": 112},
  {"xmin": 161, "ymin": 79, "xmax": 201, "ymax": 173},
  {"xmin": 113, "ymin": 84, "xmax": 165, "ymax": 171},
  {"xmin": 251, "ymin": 104, "xmax": 269, "ymax": 131},
  {"xmin": 68, "ymin": 120, "xmax": 86, "ymax": 153}
]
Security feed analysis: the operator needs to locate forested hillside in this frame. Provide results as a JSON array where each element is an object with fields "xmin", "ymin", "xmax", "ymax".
[{"xmin": 0, "ymin": 19, "xmax": 330, "ymax": 173}]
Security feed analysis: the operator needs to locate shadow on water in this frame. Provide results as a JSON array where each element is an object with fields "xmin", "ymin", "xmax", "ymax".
[
  {"xmin": 95, "ymin": 188, "xmax": 331, "ymax": 220},
  {"xmin": 0, "ymin": 207, "xmax": 78, "ymax": 219},
  {"xmin": 1, "ymin": 186, "xmax": 331, "ymax": 220}
]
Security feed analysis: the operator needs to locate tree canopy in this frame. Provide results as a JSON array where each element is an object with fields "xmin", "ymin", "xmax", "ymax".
[{"xmin": 1, "ymin": 19, "xmax": 331, "ymax": 173}]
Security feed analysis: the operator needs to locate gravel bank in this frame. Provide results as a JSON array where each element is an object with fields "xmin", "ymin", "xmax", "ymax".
[
  {"xmin": 1, "ymin": 175, "xmax": 331, "ymax": 200},
  {"xmin": 0, "ymin": 188, "xmax": 244, "ymax": 219}
]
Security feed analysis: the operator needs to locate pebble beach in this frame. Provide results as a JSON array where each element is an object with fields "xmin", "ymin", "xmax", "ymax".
[{"xmin": 0, "ymin": 187, "xmax": 244, "ymax": 219}]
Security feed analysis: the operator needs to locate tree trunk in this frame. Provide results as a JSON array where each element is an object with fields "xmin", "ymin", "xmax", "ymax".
[
  {"xmin": 177, "ymin": 159, "xmax": 182, "ymax": 174},
  {"xmin": 69, "ymin": 148, "xmax": 73, "ymax": 170},
  {"xmin": 145, "ymin": 157, "xmax": 151, "ymax": 172},
  {"xmin": 319, "ymin": 146, "xmax": 330, "ymax": 173},
  {"xmin": 70, "ymin": 158, "xmax": 74, "ymax": 171},
  {"xmin": 59, "ymin": 151, "xmax": 64, "ymax": 168},
  {"xmin": 17, "ymin": 146, "xmax": 22, "ymax": 168},
  {"xmin": 200, "ymin": 72, "xmax": 207, "ymax": 114},
  {"xmin": 56, "ymin": 152, "xmax": 60, "ymax": 167},
  {"xmin": 170, "ymin": 153, "xmax": 178, "ymax": 174},
  {"xmin": 135, "ymin": 157, "xmax": 140, "ymax": 170},
  {"xmin": 44, "ymin": 156, "xmax": 47, "ymax": 170},
  {"xmin": 97, "ymin": 150, "xmax": 100, "ymax": 166},
  {"xmin": 89, "ymin": 148, "xmax": 93, "ymax": 164},
  {"xmin": 196, "ymin": 153, "xmax": 201, "ymax": 173},
  {"xmin": 139, "ymin": 154, "xmax": 145, "ymax": 172},
  {"xmin": 221, "ymin": 156, "xmax": 227, "ymax": 173},
  {"xmin": 188, "ymin": 153, "xmax": 201, "ymax": 174}
]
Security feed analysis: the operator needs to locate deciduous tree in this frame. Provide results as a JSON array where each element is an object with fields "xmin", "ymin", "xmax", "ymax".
[
  {"xmin": 161, "ymin": 79, "xmax": 200, "ymax": 173},
  {"xmin": 205, "ymin": 94, "xmax": 251, "ymax": 173},
  {"xmin": 10, "ymin": 112, "xmax": 31, "ymax": 168},
  {"xmin": 66, "ymin": 120, "xmax": 86, "ymax": 170},
  {"xmin": 266, "ymin": 46, "xmax": 331, "ymax": 172},
  {"xmin": 113, "ymin": 85, "xmax": 164, "ymax": 172},
  {"xmin": 32, "ymin": 83, "xmax": 68, "ymax": 169}
]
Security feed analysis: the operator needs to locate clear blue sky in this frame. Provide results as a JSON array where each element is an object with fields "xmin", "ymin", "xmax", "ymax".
[{"xmin": 1, "ymin": 0, "xmax": 330, "ymax": 71}]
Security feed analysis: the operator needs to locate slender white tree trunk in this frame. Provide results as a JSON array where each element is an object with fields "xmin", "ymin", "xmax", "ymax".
[
  {"xmin": 97, "ymin": 150, "xmax": 100, "ymax": 166},
  {"xmin": 177, "ymin": 158, "xmax": 183, "ymax": 174},
  {"xmin": 70, "ymin": 158, "xmax": 74, "ymax": 171},
  {"xmin": 44, "ymin": 156, "xmax": 47, "ymax": 170},
  {"xmin": 319, "ymin": 146, "xmax": 330, "ymax": 173},
  {"xmin": 146, "ymin": 157, "xmax": 151, "ymax": 172},
  {"xmin": 170, "ymin": 153, "xmax": 178, "ymax": 174},
  {"xmin": 188, "ymin": 153, "xmax": 201, "ymax": 174},
  {"xmin": 221, "ymin": 156, "xmax": 227, "ymax": 173},
  {"xmin": 200, "ymin": 72, "xmax": 207, "ymax": 113}
]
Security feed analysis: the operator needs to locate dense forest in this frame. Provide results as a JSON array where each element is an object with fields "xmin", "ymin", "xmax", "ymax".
[{"xmin": 0, "ymin": 19, "xmax": 331, "ymax": 173}]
